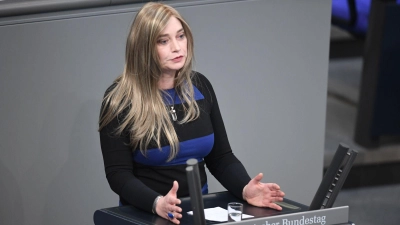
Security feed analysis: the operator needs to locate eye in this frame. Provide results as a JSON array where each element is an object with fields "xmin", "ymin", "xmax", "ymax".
[
  {"xmin": 157, "ymin": 39, "xmax": 168, "ymax": 45},
  {"xmin": 178, "ymin": 33, "xmax": 185, "ymax": 39}
]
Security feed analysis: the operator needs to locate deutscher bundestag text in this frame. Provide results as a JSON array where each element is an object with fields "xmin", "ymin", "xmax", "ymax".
[{"xmin": 264, "ymin": 215, "xmax": 326, "ymax": 225}]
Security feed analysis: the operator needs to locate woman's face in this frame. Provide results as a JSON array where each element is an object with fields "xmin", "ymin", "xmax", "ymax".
[{"xmin": 156, "ymin": 16, "xmax": 187, "ymax": 77}]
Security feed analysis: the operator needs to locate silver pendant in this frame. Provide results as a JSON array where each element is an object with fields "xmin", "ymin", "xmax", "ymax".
[{"xmin": 170, "ymin": 106, "xmax": 177, "ymax": 121}]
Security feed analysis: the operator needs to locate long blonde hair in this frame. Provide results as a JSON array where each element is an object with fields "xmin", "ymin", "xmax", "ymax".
[{"xmin": 99, "ymin": 2, "xmax": 199, "ymax": 161}]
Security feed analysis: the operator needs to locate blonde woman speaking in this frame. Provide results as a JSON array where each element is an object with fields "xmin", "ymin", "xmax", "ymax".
[{"xmin": 99, "ymin": 2, "xmax": 285, "ymax": 224}]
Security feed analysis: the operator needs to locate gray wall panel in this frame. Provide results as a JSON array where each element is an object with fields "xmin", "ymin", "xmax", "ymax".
[
  {"xmin": 0, "ymin": 11, "xmax": 132, "ymax": 225},
  {"xmin": 0, "ymin": 0, "xmax": 331, "ymax": 224},
  {"xmin": 182, "ymin": 0, "xmax": 331, "ymax": 203}
]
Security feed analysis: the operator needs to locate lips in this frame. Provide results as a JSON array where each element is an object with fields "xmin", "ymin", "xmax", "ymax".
[{"xmin": 171, "ymin": 56, "xmax": 184, "ymax": 62}]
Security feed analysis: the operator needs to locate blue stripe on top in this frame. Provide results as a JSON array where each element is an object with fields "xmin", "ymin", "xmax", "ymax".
[
  {"xmin": 163, "ymin": 85, "xmax": 204, "ymax": 105},
  {"xmin": 133, "ymin": 84, "xmax": 212, "ymax": 166},
  {"xmin": 133, "ymin": 133, "xmax": 214, "ymax": 166}
]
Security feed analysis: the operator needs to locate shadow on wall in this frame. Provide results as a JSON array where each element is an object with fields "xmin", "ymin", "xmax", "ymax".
[{"xmin": 0, "ymin": 156, "xmax": 24, "ymax": 225}]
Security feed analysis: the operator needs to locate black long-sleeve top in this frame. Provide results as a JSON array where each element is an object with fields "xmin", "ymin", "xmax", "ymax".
[{"xmin": 99, "ymin": 72, "xmax": 251, "ymax": 213}]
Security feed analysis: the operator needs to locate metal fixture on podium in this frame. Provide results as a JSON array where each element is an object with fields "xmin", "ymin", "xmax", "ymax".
[
  {"xmin": 309, "ymin": 143, "xmax": 358, "ymax": 210},
  {"xmin": 186, "ymin": 158, "xmax": 206, "ymax": 225}
]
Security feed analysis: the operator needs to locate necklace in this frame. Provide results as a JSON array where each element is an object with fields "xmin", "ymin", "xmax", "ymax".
[
  {"xmin": 168, "ymin": 90, "xmax": 178, "ymax": 121},
  {"xmin": 169, "ymin": 106, "xmax": 177, "ymax": 121}
]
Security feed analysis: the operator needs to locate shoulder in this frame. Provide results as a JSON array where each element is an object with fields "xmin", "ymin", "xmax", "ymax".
[
  {"xmin": 104, "ymin": 82, "xmax": 118, "ymax": 98},
  {"xmin": 192, "ymin": 71, "xmax": 211, "ymax": 85},
  {"xmin": 100, "ymin": 81, "xmax": 121, "ymax": 117},
  {"xmin": 191, "ymin": 71, "xmax": 214, "ymax": 93},
  {"xmin": 191, "ymin": 71, "xmax": 216, "ymax": 104}
]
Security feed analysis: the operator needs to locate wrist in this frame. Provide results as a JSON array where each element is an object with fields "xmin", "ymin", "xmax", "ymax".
[
  {"xmin": 242, "ymin": 185, "xmax": 248, "ymax": 201},
  {"xmin": 152, "ymin": 195, "xmax": 162, "ymax": 214}
]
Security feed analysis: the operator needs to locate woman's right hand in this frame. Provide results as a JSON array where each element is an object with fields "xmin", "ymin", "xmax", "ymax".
[{"xmin": 155, "ymin": 181, "xmax": 182, "ymax": 224}]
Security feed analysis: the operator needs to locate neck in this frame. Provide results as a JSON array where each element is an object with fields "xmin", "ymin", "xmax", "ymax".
[{"xmin": 158, "ymin": 72, "xmax": 176, "ymax": 90}]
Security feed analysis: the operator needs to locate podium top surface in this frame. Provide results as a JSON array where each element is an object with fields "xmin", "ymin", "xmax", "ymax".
[{"xmin": 94, "ymin": 191, "xmax": 309, "ymax": 225}]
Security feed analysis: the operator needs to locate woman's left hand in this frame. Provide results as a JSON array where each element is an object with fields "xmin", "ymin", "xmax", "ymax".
[{"xmin": 242, "ymin": 173, "xmax": 285, "ymax": 210}]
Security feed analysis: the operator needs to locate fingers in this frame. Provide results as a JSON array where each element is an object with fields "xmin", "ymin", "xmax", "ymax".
[
  {"xmin": 266, "ymin": 182, "xmax": 281, "ymax": 190},
  {"xmin": 262, "ymin": 192, "xmax": 284, "ymax": 205},
  {"xmin": 270, "ymin": 190, "xmax": 285, "ymax": 198},
  {"xmin": 167, "ymin": 211, "xmax": 182, "ymax": 224},
  {"xmin": 155, "ymin": 181, "xmax": 183, "ymax": 224},
  {"xmin": 168, "ymin": 203, "xmax": 182, "ymax": 214},
  {"xmin": 165, "ymin": 181, "xmax": 182, "ymax": 211},
  {"xmin": 163, "ymin": 199, "xmax": 182, "ymax": 213},
  {"xmin": 161, "ymin": 202, "xmax": 182, "ymax": 224},
  {"xmin": 165, "ymin": 181, "xmax": 182, "ymax": 224},
  {"xmin": 165, "ymin": 202, "xmax": 182, "ymax": 224},
  {"xmin": 170, "ymin": 180, "xmax": 179, "ymax": 194},
  {"xmin": 168, "ymin": 181, "xmax": 181, "ymax": 205},
  {"xmin": 273, "ymin": 196, "xmax": 284, "ymax": 202},
  {"xmin": 268, "ymin": 202, "xmax": 283, "ymax": 211},
  {"xmin": 252, "ymin": 173, "xmax": 263, "ymax": 183}
]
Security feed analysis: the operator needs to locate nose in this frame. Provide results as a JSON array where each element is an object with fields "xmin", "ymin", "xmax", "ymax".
[{"xmin": 171, "ymin": 39, "xmax": 181, "ymax": 52}]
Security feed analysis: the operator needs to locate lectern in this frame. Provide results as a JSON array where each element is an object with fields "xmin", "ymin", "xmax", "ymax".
[
  {"xmin": 94, "ymin": 144, "xmax": 356, "ymax": 225},
  {"xmin": 94, "ymin": 191, "xmax": 351, "ymax": 225}
]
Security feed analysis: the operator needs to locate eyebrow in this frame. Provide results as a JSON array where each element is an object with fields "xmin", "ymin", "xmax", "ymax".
[{"xmin": 158, "ymin": 28, "xmax": 184, "ymax": 38}]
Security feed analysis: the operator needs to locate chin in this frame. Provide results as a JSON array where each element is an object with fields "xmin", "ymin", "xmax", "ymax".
[{"xmin": 170, "ymin": 65, "xmax": 185, "ymax": 71}]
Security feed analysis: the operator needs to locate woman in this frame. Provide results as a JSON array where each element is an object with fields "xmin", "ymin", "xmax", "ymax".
[{"xmin": 99, "ymin": 2, "xmax": 285, "ymax": 224}]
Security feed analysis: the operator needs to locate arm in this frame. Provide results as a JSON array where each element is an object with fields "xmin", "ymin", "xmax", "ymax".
[
  {"xmin": 99, "ymin": 112, "xmax": 160, "ymax": 212},
  {"xmin": 197, "ymin": 74, "xmax": 251, "ymax": 199},
  {"xmin": 99, "ymin": 94, "xmax": 182, "ymax": 223},
  {"xmin": 198, "ymin": 74, "xmax": 285, "ymax": 209}
]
